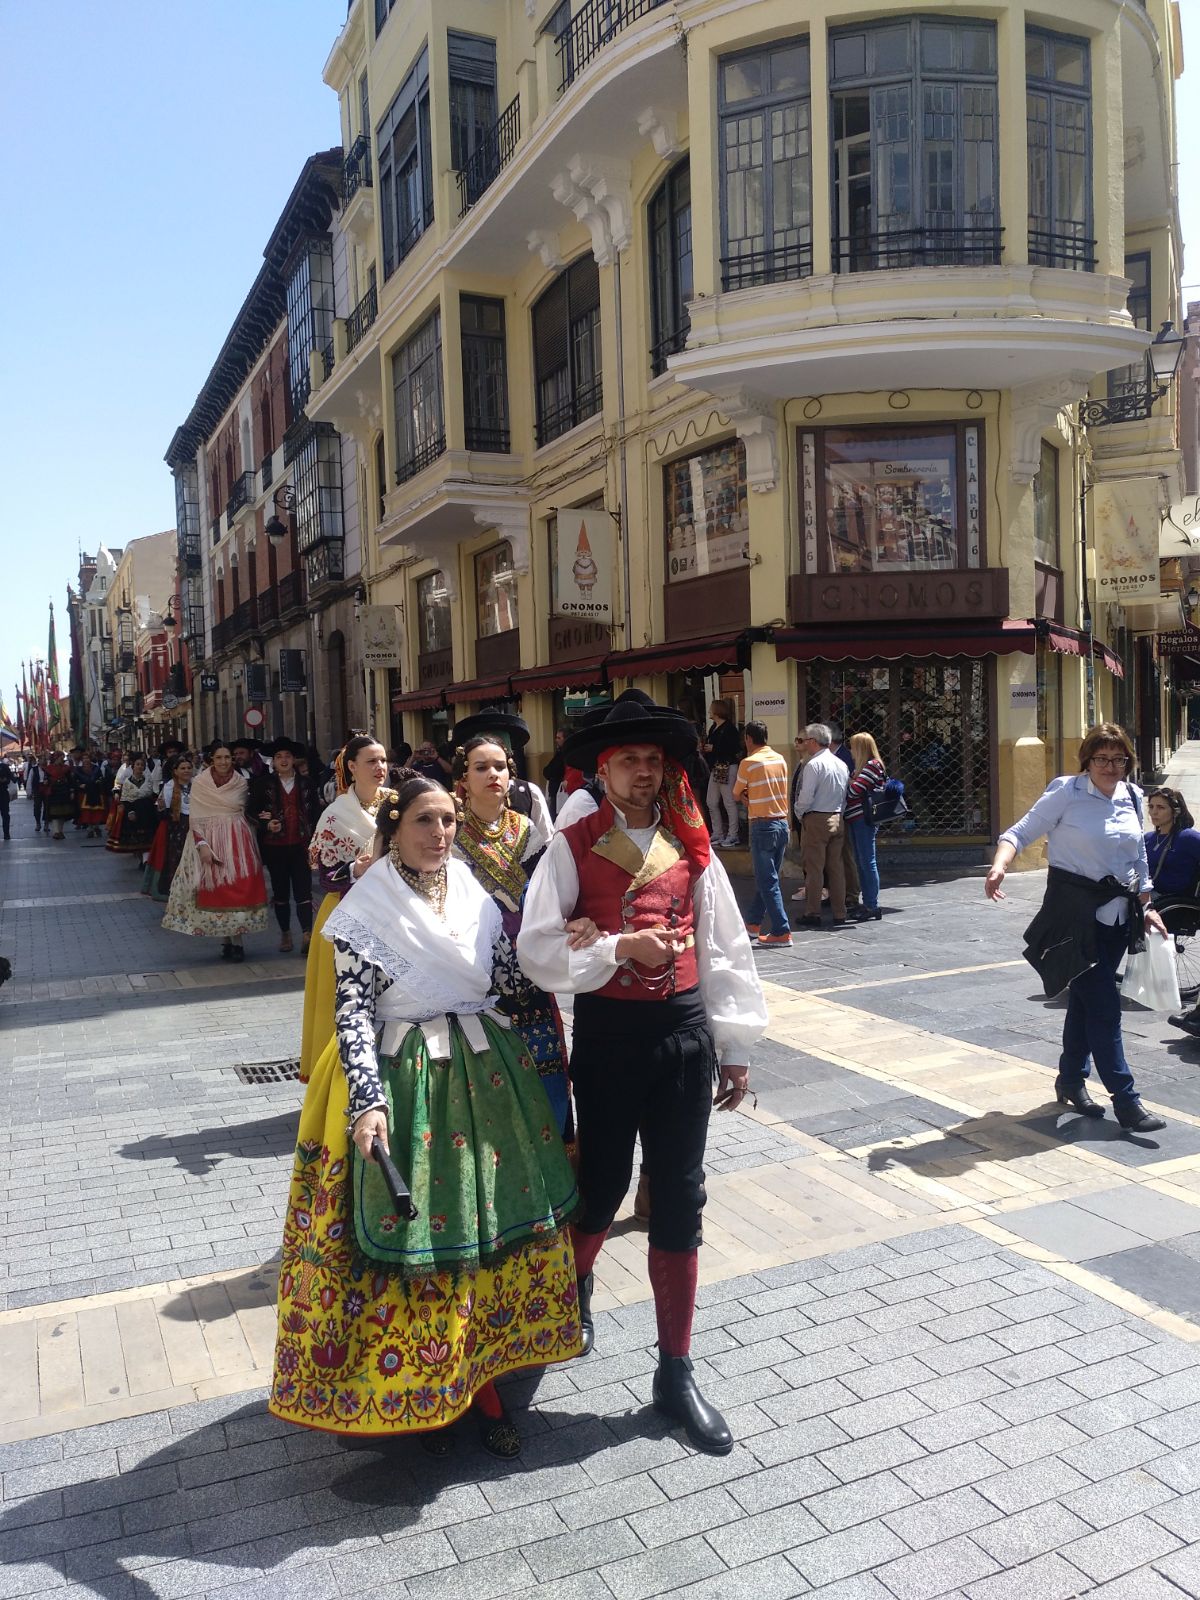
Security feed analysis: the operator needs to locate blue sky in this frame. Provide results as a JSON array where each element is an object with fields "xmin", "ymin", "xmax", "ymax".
[
  {"xmin": 0, "ymin": 0, "xmax": 341, "ymax": 727},
  {"xmin": 1, "ymin": 4, "xmax": 1197, "ymax": 731}
]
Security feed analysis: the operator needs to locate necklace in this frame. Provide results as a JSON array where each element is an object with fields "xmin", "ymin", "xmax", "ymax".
[
  {"xmin": 355, "ymin": 785, "xmax": 384, "ymax": 818},
  {"xmin": 466, "ymin": 802, "xmax": 506, "ymax": 838},
  {"xmin": 395, "ymin": 860, "xmax": 449, "ymax": 919}
]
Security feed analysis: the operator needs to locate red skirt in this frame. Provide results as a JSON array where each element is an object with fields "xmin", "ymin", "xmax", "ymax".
[
  {"xmin": 145, "ymin": 817, "xmax": 169, "ymax": 872},
  {"xmin": 78, "ymin": 801, "xmax": 107, "ymax": 826},
  {"xmin": 196, "ymin": 859, "xmax": 268, "ymax": 911}
]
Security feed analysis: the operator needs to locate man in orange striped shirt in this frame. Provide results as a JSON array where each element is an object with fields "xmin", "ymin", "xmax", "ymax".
[{"xmin": 733, "ymin": 721, "xmax": 792, "ymax": 947}]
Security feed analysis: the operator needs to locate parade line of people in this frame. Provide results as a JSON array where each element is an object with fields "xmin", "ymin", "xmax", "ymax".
[{"xmin": 0, "ymin": 712, "xmax": 1180, "ymax": 1460}]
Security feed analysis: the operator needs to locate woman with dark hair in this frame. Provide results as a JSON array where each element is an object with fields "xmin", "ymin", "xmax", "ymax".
[
  {"xmin": 162, "ymin": 741, "xmax": 268, "ymax": 960},
  {"xmin": 1145, "ymin": 786, "xmax": 1200, "ymax": 903},
  {"xmin": 299, "ymin": 736, "xmax": 392, "ymax": 1081},
  {"xmin": 452, "ymin": 734, "xmax": 574, "ymax": 1142},
  {"xmin": 703, "ymin": 699, "xmax": 744, "ymax": 849},
  {"xmin": 269, "ymin": 769, "xmax": 582, "ymax": 1457},
  {"xmin": 986, "ymin": 722, "xmax": 1167, "ymax": 1133},
  {"xmin": 143, "ymin": 755, "xmax": 194, "ymax": 901},
  {"xmin": 106, "ymin": 754, "xmax": 157, "ymax": 856}
]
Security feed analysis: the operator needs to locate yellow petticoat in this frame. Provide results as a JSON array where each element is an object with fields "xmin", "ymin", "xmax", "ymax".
[
  {"xmin": 298, "ymin": 892, "xmax": 339, "ymax": 1083},
  {"xmin": 267, "ymin": 1031, "xmax": 582, "ymax": 1437}
]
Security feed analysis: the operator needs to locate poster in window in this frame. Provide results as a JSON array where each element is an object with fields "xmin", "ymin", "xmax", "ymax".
[
  {"xmin": 553, "ymin": 510, "xmax": 614, "ymax": 622},
  {"xmin": 665, "ymin": 439, "xmax": 749, "ymax": 583},
  {"xmin": 417, "ymin": 572, "xmax": 452, "ymax": 655},
  {"xmin": 476, "ymin": 543, "xmax": 519, "ymax": 638},
  {"xmin": 825, "ymin": 429, "xmax": 958, "ymax": 573},
  {"xmin": 1092, "ymin": 480, "xmax": 1161, "ymax": 602}
]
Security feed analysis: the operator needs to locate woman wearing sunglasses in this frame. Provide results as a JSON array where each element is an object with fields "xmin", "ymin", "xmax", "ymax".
[{"xmin": 985, "ymin": 723, "xmax": 1166, "ymax": 1133}]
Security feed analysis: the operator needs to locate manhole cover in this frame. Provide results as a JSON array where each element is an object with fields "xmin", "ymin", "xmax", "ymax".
[{"xmin": 231, "ymin": 1060, "xmax": 301, "ymax": 1085}]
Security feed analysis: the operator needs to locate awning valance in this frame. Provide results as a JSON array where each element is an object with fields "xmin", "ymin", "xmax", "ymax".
[
  {"xmin": 510, "ymin": 657, "xmax": 608, "ymax": 694},
  {"xmin": 445, "ymin": 675, "xmax": 513, "ymax": 705},
  {"xmin": 391, "ymin": 688, "xmax": 445, "ymax": 712},
  {"xmin": 772, "ymin": 620, "xmax": 1124, "ymax": 678},
  {"xmin": 605, "ymin": 633, "xmax": 749, "ymax": 678}
]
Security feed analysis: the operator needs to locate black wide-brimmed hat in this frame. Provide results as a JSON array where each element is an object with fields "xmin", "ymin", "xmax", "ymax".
[
  {"xmin": 264, "ymin": 737, "xmax": 305, "ymax": 758},
  {"xmin": 577, "ymin": 688, "xmax": 663, "ymax": 730},
  {"xmin": 561, "ymin": 699, "xmax": 698, "ymax": 776},
  {"xmin": 450, "ymin": 711, "xmax": 530, "ymax": 750}
]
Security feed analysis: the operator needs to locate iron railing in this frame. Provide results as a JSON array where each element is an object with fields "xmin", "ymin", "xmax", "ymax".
[
  {"xmin": 260, "ymin": 451, "xmax": 274, "ymax": 493},
  {"xmin": 1028, "ymin": 228, "xmax": 1096, "ymax": 270},
  {"xmin": 344, "ymin": 133, "xmax": 372, "ymax": 200},
  {"xmin": 833, "ymin": 226, "xmax": 1003, "ymax": 273},
  {"xmin": 650, "ymin": 322, "xmax": 688, "ymax": 376},
  {"xmin": 226, "ymin": 470, "xmax": 255, "ymax": 527},
  {"xmin": 1080, "ymin": 388, "xmax": 1160, "ymax": 428},
  {"xmin": 396, "ymin": 199, "xmax": 436, "ymax": 270},
  {"xmin": 183, "ymin": 605, "xmax": 205, "ymax": 641},
  {"xmin": 346, "ymin": 283, "xmax": 378, "ymax": 352},
  {"xmin": 396, "ymin": 434, "xmax": 447, "ymax": 485},
  {"xmin": 257, "ymin": 588, "xmax": 280, "ymax": 627},
  {"xmin": 210, "ymin": 516, "xmax": 222, "ymax": 546},
  {"xmin": 456, "ymin": 94, "xmax": 521, "ymax": 216},
  {"xmin": 465, "ymin": 423, "xmax": 511, "ymax": 453},
  {"xmin": 210, "ymin": 615, "xmax": 234, "ymax": 654},
  {"xmin": 721, "ymin": 241, "xmax": 814, "ymax": 292},
  {"xmin": 557, "ymin": 0, "xmax": 667, "ymax": 93},
  {"xmin": 320, "ymin": 340, "xmax": 335, "ymax": 382},
  {"xmin": 536, "ymin": 377, "xmax": 603, "ymax": 447},
  {"xmin": 278, "ymin": 570, "xmax": 307, "ymax": 615},
  {"xmin": 178, "ymin": 530, "xmax": 201, "ymax": 572}
]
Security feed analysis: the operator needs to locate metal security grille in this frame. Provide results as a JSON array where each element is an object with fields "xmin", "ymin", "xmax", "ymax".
[
  {"xmin": 231, "ymin": 1061, "xmax": 301, "ymax": 1085},
  {"xmin": 805, "ymin": 657, "xmax": 991, "ymax": 837}
]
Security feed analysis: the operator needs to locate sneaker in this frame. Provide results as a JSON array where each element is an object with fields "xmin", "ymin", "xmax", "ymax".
[
  {"xmin": 744, "ymin": 923, "xmax": 761, "ymax": 937},
  {"xmin": 757, "ymin": 932, "xmax": 793, "ymax": 947}
]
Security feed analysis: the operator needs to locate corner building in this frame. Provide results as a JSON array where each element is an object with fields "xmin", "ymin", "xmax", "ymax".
[{"xmin": 312, "ymin": 0, "xmax": 1184, "ymax": 845}]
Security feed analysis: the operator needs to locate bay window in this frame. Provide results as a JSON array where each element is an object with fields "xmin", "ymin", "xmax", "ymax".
[
  {"xmin": 719, "ymin": 39, "xmax": 812, "ymax": 290},
  {"xmin": 532, "ymin": 255, "xmax": 602, "ymax": 446},
  {"xmin": 392, "ymin": 312, "xmax": 445, "ymax": 483},
  {"xmin": 1026, "ymin": 28, "xmax": 1093, "ymax": 269},
  {"xmin": 378, "ymin": 47, "xmax": 433, "ymax": 278}
]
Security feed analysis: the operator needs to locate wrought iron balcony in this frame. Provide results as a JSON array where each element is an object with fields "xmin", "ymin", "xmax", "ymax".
[
  {"xmin": 650, "ymin": 321, "xmax": 689, "ymax": 377},
  {"xmin": 226, "ymin": 470, "xmax": 255, "ymax": 527},
  {"xmin": 228, "ymin": 598, "xmax": 259, "ymax": 641},
  {"xmin": 278, "ymin": 570, "xmax": 307, "ymax": 616},
  {"xmin": 346, "ymin": 284, "xmax": 378, "ymax": 353},
  {"xmin": 833, "ymin": 226, "xmax": 1003, "ymax": 274},
  {"xmin": 257, "ymin": 587, "xmax": 280, "ymax": 627},
  {"xmin": 1028, "ymin": 229, "xmax": 1097, "ymax": 271},
  {"xmin": 210, "ymin": 615, "xmax": 234, "ymax": 654},
  {"xmin": 557, "ymin": 0, "xmax": 667, "ymax": 93},
  {"xmin": 457, "ymin": 95, "xmax": 521, "ymax": 217},
  {"xmin": 721, "ymin": 241, "xmax": 814, "ymax": 292},
  {"xmin": 177, "ymin": 529, "xmax": 202, "ymax": 573},
  {"xmin": 465, "ymin": 423, "xmax": 511, "ymax": 453},
  {"xmin": 260, "ymin": 451, "xmax": 274, "ymax": 494},
  {"xmin": 211, "ymin": 516, "xmax": 222, "ymax": 546},
  {"xmin": 344, "ymin": 133, "xmax": 372, "ymax": 201},
  {"xmin": 535, "ymin": 377, "xmax": 603, "ymax": 447},
  {"xmin": 306, "ymin": 541, "xmax": 346, "ymax": 590},
  {"xmin": 396, "ymin": 434, "xmax": 447, "ymax": 485}
]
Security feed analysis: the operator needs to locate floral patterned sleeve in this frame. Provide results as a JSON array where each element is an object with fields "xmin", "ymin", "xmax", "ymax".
[{"xmin": 333, "ymin": 940, "xmax": 392, "ymax": 1125}]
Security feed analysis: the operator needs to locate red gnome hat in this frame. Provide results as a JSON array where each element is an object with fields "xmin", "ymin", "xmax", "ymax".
[{"xmin": 574, "ymin": 522, "xmax": 593, "ymax": 556}]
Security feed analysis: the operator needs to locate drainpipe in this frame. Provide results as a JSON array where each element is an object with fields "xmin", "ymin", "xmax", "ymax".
[
  {"xmin": 613, "ymin": 253, "xmax": 633, "ymax": 651},
  {"xmin": 1080, "ymin": 471, "xmax": 1096, "ymax": 728}
]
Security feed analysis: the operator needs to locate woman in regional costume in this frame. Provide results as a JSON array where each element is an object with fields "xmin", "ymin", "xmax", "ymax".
[
  {"xmin": 162, "ymin": 741, "xmax": 268, "ymax": 961},
  {"xmin": 299, "ymin": 736, "xmax": 391, "ymax": 1082},
  {"xmin": 269, "ymin": 770, "xmax": 582, "ymax": 1456},
  {"xmin": 106, "ymin": 756, "xmax": 158, "ymax": 855},
  {"xmin": 73, "ymin": 755, "xmax": 108, "ymax": 838},
  {"xmin": 142, "ymin": 755, "xmax": 194, "ymax": 902},
  {"xmin": 451, "ymin": 734, "xmax": 574, "ymax": 1144}
]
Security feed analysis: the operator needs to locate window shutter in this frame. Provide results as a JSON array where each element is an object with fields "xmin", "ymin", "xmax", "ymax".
[
  {"xmin": 447, "ymin": 31, "xmax": 496, "ymax": 87},
  {"xmin": 533, "ymin": 273, "xmax": 570, "ymax": 386}
]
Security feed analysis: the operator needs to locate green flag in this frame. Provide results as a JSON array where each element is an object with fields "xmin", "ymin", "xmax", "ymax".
[{"xmin": 47, "ymin": 603, "xmax": 61, "ymax": 728}]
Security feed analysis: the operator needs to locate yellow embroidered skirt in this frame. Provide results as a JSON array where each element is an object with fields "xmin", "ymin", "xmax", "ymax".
[
  {"xmin": 298, "ymin": 892, "xmax": 339, "ymax": 1083},
  {"xmin": 268, "ymin": 1029, "xmax": 582, "ymax": 1437}
]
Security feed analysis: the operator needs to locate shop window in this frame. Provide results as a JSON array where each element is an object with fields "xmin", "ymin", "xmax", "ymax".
[
  {"xmin": 805, "ymin": 658, "xmax": 991, "ymax": 836},
  {"xmin": 649, "ymin": 158, "xmax": 692, "ymax": 375},
  {"xmin": 664, "ymin": 438, "xmax": 749, "ymax": 584},
  {"xmin": 448, "ymin": 32, "xmax": 497, "ymax": 174},
  {"xmin": 1108, "ymin": 253, "xmax": 1151, "ymax": 399},
  {"xmin": 812, "ymin": 423, "xmax": 981, "ymax": 574},
  {"xmin": 1033, "ymin": 439, "xmax": 1059, "ymax": 568},
  {"xmin": 830, "ymin": 18, "xmax": 998, "ymax": 272},
  {"xmin": 417, "ymin": 571, "xmax": 452, "ymax": 655},
  {"xmin": 286, "ymin": 241, "xmax": 335, "ymax": 415},
  {"xmin": 476, "ymin": 542, "xmax": 518, "ymax": 638},
  {"xmin": 532, "ymin": 255, "xmax": 602, "ymax": 446},
  {"xmin": 392, "ymin": 311, "xmax": 445, "ymax": 483},
  {"xmin": 461, "ymin": 295, "xmax": 510, "ymax": 452},
  {"xmin": 378, "ymin": 47, "xmax": 433, "ymax": 279},
  {"xmin": 719, "ymin": 38, "xmax": 812, "ymax": 290},
  {"xmin": 1026, "ymin": 28, "xmax": 1093, "ymax": 269}
]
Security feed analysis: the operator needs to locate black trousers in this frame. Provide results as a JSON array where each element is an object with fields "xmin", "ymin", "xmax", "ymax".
[
  {"xmin": 263, "ymin": 844, "xmax": 313, "ymax": 933},
  {"xmin": 31, "ymin": 792, "xmax": 44, "ymax": 828},
  {"xmin": 0, "ymin": 788, "xmax": 9, "ymax": 839},
  {"xmin": 570, "ymin": 996, "xmax": 717, "ymax": 1252}
]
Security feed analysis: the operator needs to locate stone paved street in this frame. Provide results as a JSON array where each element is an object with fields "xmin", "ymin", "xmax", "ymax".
[{"xmin": 7, "ymin": 770, "xmax": 1200, "ymax": 1599}]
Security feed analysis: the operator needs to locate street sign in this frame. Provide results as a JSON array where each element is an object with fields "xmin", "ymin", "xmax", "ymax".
[
  {"xmin": 200, "ymin": 672, "xmax": 218, "ymax": 692},
  {"xmin": 244, "ymin": 707, "xmax": 265, "ymax": 729},
  {"xmin": 162, "ymin": 692, "xmax": 179, "ymax": 710}
]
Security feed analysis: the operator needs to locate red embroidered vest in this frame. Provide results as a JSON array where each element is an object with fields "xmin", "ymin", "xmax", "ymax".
[{"xmin": 562, "ymin": 799, "xmax": 700, "ymax": 1000}]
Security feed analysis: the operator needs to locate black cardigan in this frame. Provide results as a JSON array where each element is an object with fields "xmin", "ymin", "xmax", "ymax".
[{"xmin": 1021, "ymin": 864, "xmax": 1145, "ymax": 998}]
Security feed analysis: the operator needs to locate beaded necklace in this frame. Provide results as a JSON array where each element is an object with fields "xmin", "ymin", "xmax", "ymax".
[{"xmin": 394, "ymin": 859, "xmax": 449, "ymax": 919}]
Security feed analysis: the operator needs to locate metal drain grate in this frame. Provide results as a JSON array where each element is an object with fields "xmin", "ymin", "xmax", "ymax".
[{"xmin": 231, "ymin": 1060, "xmax": 301, "ymax": 1085}]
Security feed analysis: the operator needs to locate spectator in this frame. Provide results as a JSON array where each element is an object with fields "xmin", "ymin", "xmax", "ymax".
[
  {"xmin": 543, "ymin": 728, "xmax": 568, "ymax": 819},
  {"xmin": 704, "ymin": 699, "xmax": 745, "ymax": 848},
  {"xmin": 829, "ymin": 724, "xmax": 860, "ymax": 912},
  {"xmin": 1144, "ymin": 787, "xmax": 1200, "ymax": 904},
  {"xmin": 794, "ymin": 724, "xmax": 849, "ymax": 927},
  {"xmin": 733, "ymin": 721, "xmax": 792, "ymax": 947},
  {"xmin": 845, "ymin": 733, "xmax": 888, "ymax": 923}
]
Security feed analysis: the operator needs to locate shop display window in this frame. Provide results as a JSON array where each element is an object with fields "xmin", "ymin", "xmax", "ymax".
[
  {"xmin": 823, "ymin": 426, "xmax": 959, "ymax": 572},
  {"xmin": 417, "ymin": 570, "xmax": 452, "ymax": 655},
  {"xmin": 664, "ymin": 439, "xmax": 749, "ymax": 584},
  {"xmin": 476, "ymin": 542, "xmax": 518, "ymax": 638}
]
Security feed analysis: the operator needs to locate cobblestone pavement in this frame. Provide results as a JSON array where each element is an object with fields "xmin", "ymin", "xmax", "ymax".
[{"xmin": 7, "ymin": 787, "xmax": 1200, "ymax": 1598}]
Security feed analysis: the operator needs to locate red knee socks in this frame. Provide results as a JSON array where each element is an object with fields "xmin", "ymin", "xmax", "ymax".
[
  {"xmin": 473, "ymin": 1379, "xmax": 503, "ymax": 1418},
  {"xmin": 648, "ymin": 1245, "xmax": 699, "ymax": 1359},
  {"xmin": 570, "ymin": 1225, "xmax": 608, "ymax": 1280}
]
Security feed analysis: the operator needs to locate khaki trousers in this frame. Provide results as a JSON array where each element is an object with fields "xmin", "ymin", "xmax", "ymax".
[
  {"xmin": 800, "ymin": 811, "xmax": 846, "ymax": 920},
  {"xmin": 840, "ymin": 822, "xmax": 860, "ymax": 904}
]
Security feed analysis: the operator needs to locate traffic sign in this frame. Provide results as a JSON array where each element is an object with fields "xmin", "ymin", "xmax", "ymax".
[{"xmin": 244, "ymin": 707, "xmax": 265, "ymax": 729}]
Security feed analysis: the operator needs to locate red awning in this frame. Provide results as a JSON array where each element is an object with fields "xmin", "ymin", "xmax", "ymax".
[
  {"xmin": 1095, "ymin": 640, "xmax": 1125, "ymax": 679},
  {"xmin": 510, "ymin": 657, "xmax": 608, "ymax": 694},
  {"xmin": 445, "ymin": 675, "xmax": 513, "ymax": 705},
  {"xmin": 391, "ymin": 688, "xmax": 445, "ymax": 712},
  {"xmin": 605, "ymin": 633, "xmax": 747, "ymax": 678},
  {"xmin": 773, "ymin": 619, "xmax": 1037, "ymax": 664}
]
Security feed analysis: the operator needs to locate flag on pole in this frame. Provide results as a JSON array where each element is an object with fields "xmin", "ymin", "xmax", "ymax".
[
  {"xmin": 47, "ymin": 604, "xmax": 62, "ymax": 729},
  {"xmin": 0, "ymin": 692, "xmax": 15, "ymax": 745}
]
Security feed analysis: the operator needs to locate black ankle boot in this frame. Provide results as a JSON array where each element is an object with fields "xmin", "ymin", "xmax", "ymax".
[
  {"xmin": 220, "ymin": 940, "xmax": 233, "ymax": 960},
  {"xmin": 652, "ymin": 1354, "xmax": 732, "ymax": 1456},
  {"xmin": 577, "ymin": 1272, "xmax": 594, "ymax": 1357},
  {"xmin": 1115, "ymin": 1099, "xmax": 1167, "ymax": 1133},
  {"xmin": 1054, "ymin": 1075, "xmax": 1104, "ymax": 1118}
]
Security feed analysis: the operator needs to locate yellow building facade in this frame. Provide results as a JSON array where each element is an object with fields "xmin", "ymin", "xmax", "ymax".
[{"xmin": 310, "ymin": 0, "xmax": 1184, "ymax": 849}]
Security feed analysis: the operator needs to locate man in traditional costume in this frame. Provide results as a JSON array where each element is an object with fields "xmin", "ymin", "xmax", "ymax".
[
  {"xmin": 518, "ymin": 699, "xmax": 768, "ymax": 1455},
  {"xmin": 249, "ymin": 737, "xmax": 320, "ymax": 953}
]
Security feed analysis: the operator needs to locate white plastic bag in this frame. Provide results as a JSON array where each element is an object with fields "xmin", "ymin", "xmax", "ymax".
[{"xmin": 1123, "ymin": 929, "xmax": 1181, "ymax": 1013}]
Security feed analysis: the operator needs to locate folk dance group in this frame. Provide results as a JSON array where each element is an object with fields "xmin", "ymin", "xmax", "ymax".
[{"xmin": 269, "ymin": 698, "xmax": 768, "ymax": 1460}]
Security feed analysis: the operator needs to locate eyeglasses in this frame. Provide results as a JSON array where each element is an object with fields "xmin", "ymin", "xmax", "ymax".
[{"xmin": 1090, "ymin": 755, "xmax": 1129, "ymax": 769}]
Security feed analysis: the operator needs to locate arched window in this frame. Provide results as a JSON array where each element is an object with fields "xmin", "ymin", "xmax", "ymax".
[{"xmin": 648, "ymin": 158, "xmax": 692, "ymax": 376}]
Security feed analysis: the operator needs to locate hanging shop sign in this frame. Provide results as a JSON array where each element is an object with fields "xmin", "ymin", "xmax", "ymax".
[
  {"xmin": 361, "ymin": 605, "xmax": 401, "ymax": 670},
  {"xmin": 554, "ymin": 510, "xmax": 615, "ymax": 624},
  {"xmin": 200, "ymin": 672, "xmax": 219, "ymax": 692},
  {"xmin": 1092, "ymin": 480, "xmax": 1162, "ymax": 602},
  {"xmin": 1155, "ymin": 629, "xmax": 1200, "ymax": 657},
  {"xmin": 279, "ymin": 649, "xmax": 307, "ymax": 694}
]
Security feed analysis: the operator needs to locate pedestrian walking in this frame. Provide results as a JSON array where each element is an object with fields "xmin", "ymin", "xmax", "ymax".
[
  {"xmin": 43, "ymin": 752, "xmax": 77, "ymax": 841},
  {"xmin": 73, "ymin": 754, "xmax": 108, "ymax": 838},
  {"xmin": 0, "ymin": 754, "xmax": 13, "ymax": 841},
  {"xmin": 733, "ymin": 719, "xmax": 792, "ymax": 946},
  {"xmin": 161, "ymin": 741, "xmax": 268, "ymax": 961},
  {"xmin": 845, "ymin": 732, "xmax": 888, "ymax": 923},
  {"xmin": 268, "ymin": 771, "xmax": 582, "ymax": 1456},
  {"xmin": 142, "ymin": 756, "xmax": 194, "ymax": 901},
  {"xmin": 794, "ymin": 724, "xmax": 850, "ymax": 927},
  {"xmin": 27, "ymin": 752, "xmax": 48, "ymax": 834},
  {"xmin": 518, "ymin": 698, "xmax": 768, "ymax": 1455},
  {"xmin": 248, "ymin": 738, "xmax": 319, "ymax": 954},
  {"xmin": 299, "ymin": 735, "xmax": 391, "ymax": 1081},
  {"xmin": 106, "ymin": 756, "xmax": 158, "ymax": 857},
  {"xmin": 450, "ymin": 713, "xmax": 554, "ymax": 838},
  {"xmin": 985, "ymin": 722, "xmax": 1167, "ymax": 1133},
  {"xmin": 704, "ymin": 699, "xmax": 745, "ymax": 848}
]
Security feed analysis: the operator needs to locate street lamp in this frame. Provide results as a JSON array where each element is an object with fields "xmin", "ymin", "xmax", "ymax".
[
  {"xmin": 1080, "ymin": 321, "xmax": 1188, "ymax": 427},
  {"xmin": 265, "ymin": 487, "xmax": 295, "ymax": 547}
]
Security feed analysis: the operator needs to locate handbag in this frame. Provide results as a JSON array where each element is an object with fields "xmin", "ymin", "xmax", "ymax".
[
  {"xmin": 862, "ymin": 778, "xmax": 909, "ymax": 827},
  {"xmin": 1123, "ymin": 929, "xmax": 1181, "ymax": 1012}
]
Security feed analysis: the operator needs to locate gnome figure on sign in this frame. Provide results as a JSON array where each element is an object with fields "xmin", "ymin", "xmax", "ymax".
[{"xmin": 571, "ymin": 520, "xmax": 599, "ymax": 599}]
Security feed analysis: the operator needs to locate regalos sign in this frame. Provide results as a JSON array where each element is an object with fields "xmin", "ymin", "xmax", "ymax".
[
  {"xmin": 554, "ymin": 510, "xmax": 614, "ymax": 624},
  {"xmin": 1092, "ymin": 481, "xmax": 1162, "ymax": 601}
]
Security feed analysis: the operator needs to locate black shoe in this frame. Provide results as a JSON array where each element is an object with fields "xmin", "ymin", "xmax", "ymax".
[
  {"xmin": 476, "ymin": 1408, "xmax": 521, "ymax": 1458},
  {"xmin": 1115, "ymin": 1099, "xmax": 1167, "ymax": 1133},
  {"xmin": 854, "ymin": 906, "xmax": 882, "ymax": 922},
  {"xmin": 1054, "ymin": 1076, "xmax": 1105, "ymax": 1118},
  {"xmin": 577, "ymin": 1272, "xmax": 594, "ymax": 1357},
  {"xmin": 1169, "ymin": 1010, "xmax": 1200, "ymax": 1038},
  {"xmin": 653, "ymin": 1353, "xmax": 732, "ymax": 1455},
  {"xmin": 231, "ymin": 944, "xmax": 246, "ymax": 963},
  {"xmin": 799, "ymin": 915, "xmax": 823, "ymax": 927},
  {"xmin": 220, "ymin": 941, "xmax": 233, "ymax": 960}
]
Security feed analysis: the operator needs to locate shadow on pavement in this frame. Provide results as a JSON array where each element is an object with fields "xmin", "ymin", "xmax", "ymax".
[
  {"xmin": 116, "ymin": 1112, "xmax": 298, "ymax": 1176},
  {"xmin": 866, "ymin": 1103, "xmax": 1164, "ymax": 1177},
  {"xmin": 158, "ymin": 1260, "xmax": 281, "ymax": 1323}
]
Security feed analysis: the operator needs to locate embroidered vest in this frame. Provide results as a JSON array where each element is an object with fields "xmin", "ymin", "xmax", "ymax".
[{"xmin": 562, "ymin": 798, "xmax": 700, "ymax": 1000}]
